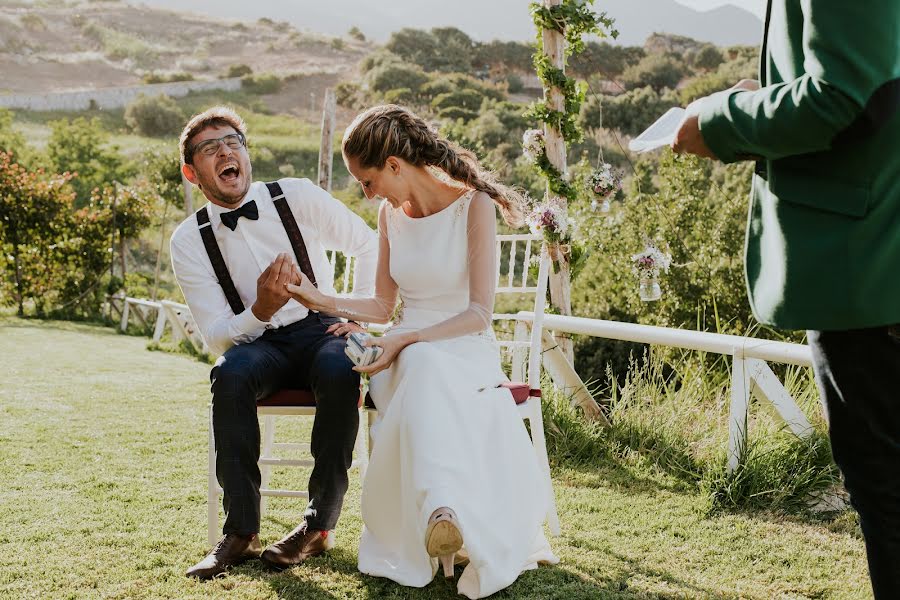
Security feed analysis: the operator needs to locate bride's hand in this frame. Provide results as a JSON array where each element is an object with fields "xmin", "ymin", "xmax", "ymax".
[
  {"xmin": 354, "ymin": 332, "xmax": 417, "ymax": 376},
  {"xmin": 284, "ymin": 266, "xmax": 322, "ymax": 309}
]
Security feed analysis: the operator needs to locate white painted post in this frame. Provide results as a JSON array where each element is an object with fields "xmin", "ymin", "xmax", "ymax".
[
  {"xmin": 120, "ymin": 300, "xmax": 130, "ymax": 332},
  {"xmin": 182, "ymin": 172, "xmax": 194, "ymax": 218},
  {"xmin": 539, "ymin": 0, "xmax": 574, "ymax": 363},
  {"xmin": 746, "ymin": 358, "xmax": 814, "ymax": 437},
  {"xmin": 540, "ymin": 329, "xmax": 608, "ymax": 424},
  {"xmin": 728, "ymin": 349, "xmax": 750, "ymax": 472},
  {"xmin": 152, "ymin": 307, "xmax": 167, "ymax": 343},
  {"xmin": 318, "ymin": 88, "xmax": 336, "ymax": 192}
]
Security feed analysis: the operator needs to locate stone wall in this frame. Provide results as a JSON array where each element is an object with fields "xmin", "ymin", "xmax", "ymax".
[{"xmin": 0, "ymin": 78, "xmax": 242, "ymax": 112}]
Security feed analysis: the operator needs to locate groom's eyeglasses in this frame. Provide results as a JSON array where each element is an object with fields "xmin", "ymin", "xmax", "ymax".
[{"xmin": 189, "ymin": 132, "xmax": 246, "ymax": 159}]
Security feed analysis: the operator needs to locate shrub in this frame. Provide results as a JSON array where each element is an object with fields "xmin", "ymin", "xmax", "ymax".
[
  {"xmin": 334, "ymin": 81, "xmax": 362, "ymax": 108},
  {"xmin": 383, "ymin": 87, "xmax": 416, "ymax": 105},
  {"xmin": 436, "ymin": 106, "xmax": 477, "ymax": 122},
  {"xmin": 367, "ymin": 62, "xmax": 430, "ymax": 96},
  {"xmin": 431, "ymin": 89, "xmax": 484, "ymax": 113},
  {"xmin": 124, "ymin": 94, "xmax": 186, "ymax": 137},
  {"xmin": 505, "ymin": 74, "xmax": 524, "ymax": 94},
  {"xmin": 226, "ymin": 63, "xmax": 253, "ymax": 78},
  {"xmin": 241, "ymin": 73, "xmax": 281, "ymax": 94},
  {"xmin": 142, "ymin": 72, "xmax": 194, "ymax": 84},
  {"xmin": 330, "ymin": 38, "xmax": 345, "ymax": 51}
]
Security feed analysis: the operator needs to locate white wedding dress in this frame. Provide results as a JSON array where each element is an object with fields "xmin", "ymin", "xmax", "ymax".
[{"xmin": 331, "ymin": 190, "xmax": 557, "ymax": 598}]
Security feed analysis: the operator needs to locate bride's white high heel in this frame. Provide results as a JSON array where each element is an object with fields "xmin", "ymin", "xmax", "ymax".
[{"xmin": 425, "ymin": 507, "xmax": 464, "ymax": 578}]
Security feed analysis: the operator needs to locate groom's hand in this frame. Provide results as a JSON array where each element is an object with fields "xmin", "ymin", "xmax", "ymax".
[
  {"xmin": 251, "ymin": 253, "xmax": 298, "ymax": 322},
  {"xmin": 327, "ymin": 321, "xmax": 365, "ymax": 337}
]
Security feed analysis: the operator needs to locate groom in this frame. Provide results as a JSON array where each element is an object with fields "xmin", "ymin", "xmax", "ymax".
[{"xmin": 170, "ymin": 106, "xmax": 378, "ymax": 579}]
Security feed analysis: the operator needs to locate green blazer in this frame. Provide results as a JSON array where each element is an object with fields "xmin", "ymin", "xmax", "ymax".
[{"xmin": 698, "ymin": 0, "xmax": 900, "ymax": 331}]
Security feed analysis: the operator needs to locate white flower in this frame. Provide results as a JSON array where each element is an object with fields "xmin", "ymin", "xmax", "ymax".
[
  {"xmin": 522, "ymin": 129, "xmax": 545, "ymax": 163},
  {"xmin": 586, "ymin": 163, "xmax": 622, "ymax": 199},
  {"xmin": 631, "ymin": 243, "xmax": 671, "ymax": 279},
  {"xmin": 526, "ymin": 199, "xmax": 571, "ymax": 242}
]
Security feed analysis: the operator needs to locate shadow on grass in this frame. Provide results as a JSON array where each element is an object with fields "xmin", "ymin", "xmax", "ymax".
[
  {"xmin": 0, "ymin": 314, "xmax": 118, "ymax": 335},
  {"xmin": 225, "ymin": 543, "xmax": 735, "ymax": 600}
]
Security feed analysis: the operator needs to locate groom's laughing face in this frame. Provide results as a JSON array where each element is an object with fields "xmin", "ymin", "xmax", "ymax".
[{"xmin": 183, "ymin": 124, "xmax": 252, "ymax": 207}]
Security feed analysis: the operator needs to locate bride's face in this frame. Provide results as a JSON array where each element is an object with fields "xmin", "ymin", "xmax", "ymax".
[{"xmin": 345, "ymin": 154, "xmax": 406, "ymax": 207}]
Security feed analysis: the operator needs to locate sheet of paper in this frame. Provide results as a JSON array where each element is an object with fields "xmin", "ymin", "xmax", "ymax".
[{"xmin": 628, "ymin": 107, "xmax": 686, "ymax": 153}]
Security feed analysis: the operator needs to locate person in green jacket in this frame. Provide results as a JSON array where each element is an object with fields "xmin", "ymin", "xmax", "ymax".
[{"xmin": 673, "ymin": 1, "xmax": 900, "ymax": 597}]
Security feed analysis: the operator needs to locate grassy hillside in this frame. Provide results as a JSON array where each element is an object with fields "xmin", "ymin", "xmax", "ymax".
[{"xmin": 0, "ymin": 0, "xmax": 370, "ymax": 94}]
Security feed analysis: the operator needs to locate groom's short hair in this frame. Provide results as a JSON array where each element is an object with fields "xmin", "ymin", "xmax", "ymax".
[{"xmin": 179, "ymin": 106, "xmax": 247, "ymax": 166}]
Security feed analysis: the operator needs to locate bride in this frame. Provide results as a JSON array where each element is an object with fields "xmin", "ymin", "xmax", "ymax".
[{"xmin": 286, "ymin": 104, "xmax": 557, "ymax": 598}]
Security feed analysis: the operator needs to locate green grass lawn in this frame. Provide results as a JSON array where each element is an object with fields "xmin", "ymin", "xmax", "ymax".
[{"xmin": 0, "ymin": 317, "xmax": 872, "ymax": 599}]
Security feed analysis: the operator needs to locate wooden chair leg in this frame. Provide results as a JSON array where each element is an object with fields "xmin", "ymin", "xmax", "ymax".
[
  {"xmin": 366, "ymin": 409, "xmax": 377, "ymax": 458},
  {"xmin": 207, "ymin": 403, "xmax": 219, "ymax": 546},
  {"xmin": 354, "ymin": 408, "xmax": 368, "ymax": 480},
  {"xmin": 259, "ymin": 415, "xmax": 276, "ymax": 519},
  {"xmin": 528, "ymin": 398, "xmax": 561, "ymax": 536}
]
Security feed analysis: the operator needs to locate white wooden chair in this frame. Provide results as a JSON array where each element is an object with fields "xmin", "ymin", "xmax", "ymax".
[
  {"xmin": 206, "ymin": 252, "xmax": 370, "ymax": 545},
  {"xmin": 491, "ymin": 234, "xmax": 560, "ymax": 536}
]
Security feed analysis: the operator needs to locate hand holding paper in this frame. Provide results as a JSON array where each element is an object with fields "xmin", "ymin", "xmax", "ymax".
[{"xmin": 628, "ymin": 107, "xmax": 685, "ymax": 153}]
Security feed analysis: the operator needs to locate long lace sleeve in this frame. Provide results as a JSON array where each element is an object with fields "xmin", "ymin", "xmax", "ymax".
[
  {"xmin": 328, "ymin": 201, "xmax": 399, "ymax": 323},
  {"xmin": 415, "ymin": 191, "xmax": 497, "ymax": 342}
]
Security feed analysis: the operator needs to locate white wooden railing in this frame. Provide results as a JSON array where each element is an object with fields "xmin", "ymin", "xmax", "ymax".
[
  {"xmin": 109, "ymin": 283, "xmax": 819, "ymax": 473},
  {"xmin": 513, "ymin": 312, "xmax": 818, "ymax": 472}
]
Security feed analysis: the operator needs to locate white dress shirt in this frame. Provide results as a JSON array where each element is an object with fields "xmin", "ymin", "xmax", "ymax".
[{"xmin": 170, "ymin": 178, "xmax": 378, "ymax": 356}]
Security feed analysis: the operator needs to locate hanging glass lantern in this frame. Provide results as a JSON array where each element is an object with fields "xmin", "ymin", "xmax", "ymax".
[
  {"xmin": 586, "ymin": 162, "xmax": 621, "ymax": 213},
  {"xmin": 631, "ymin": 242, "xmax": 672, "ymax": 302}
]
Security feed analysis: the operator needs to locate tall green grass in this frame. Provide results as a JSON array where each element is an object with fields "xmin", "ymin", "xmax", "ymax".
[{"xmin": 542, "ymin": 346, "xmax": 841, "ymax": 515}]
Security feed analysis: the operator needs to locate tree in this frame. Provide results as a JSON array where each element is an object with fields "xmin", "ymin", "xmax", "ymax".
[
  {"xmin": 385, "ymin": 27, "xmax": 474, "ymax": 73},
  {"xmin": 620, "ymin": 53, "xmax": 686, "ymax": 92},
  {"xmin": 0, "ymin": 108, "xmax": 38, "ymax": 168},
  {"xmin": 139, "ymin": 149, "xmax": 182, "ymax": 299},
  {"xmin": 348, "ymin": 26, "xmax": 366, "ymax": 42},
  {"xmin": 569, "ymin": 41, "xmax": 645, "ymax": 78},
  {"xmin": 124, "ymin": 94, "xmax": 186, "ymax": 137},
  {"xmin": 0, "ymin": 152, "xmax": 75, "ymax": 316},
  {"xmin": 46, "ymin": 117, "xmax": 127, "ymax": 207},
  {"xmin": 692, "ymin": 44, "xmax": 725, "ymax": 71},
  {"xmin": 367, "ymin": 62, "xmax": 430, "ymax": 96},
  {"xmin": 580, "ymin": 86, "xmax": 671, "ymax": 137}
]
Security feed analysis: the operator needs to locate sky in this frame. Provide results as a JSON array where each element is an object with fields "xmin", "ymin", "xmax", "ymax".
[
  {"xmin": 675, "ymin": 0, "xmax": 766, "ymax": 18},
  {"xmin": 120, "ymin": 0, "xmax": 766, "ymax": 46}
]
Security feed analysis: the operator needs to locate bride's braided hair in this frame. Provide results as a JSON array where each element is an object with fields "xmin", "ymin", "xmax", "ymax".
[{"xmin": 342, "ymin": 104, "xmax": 525, "ymax": 227}]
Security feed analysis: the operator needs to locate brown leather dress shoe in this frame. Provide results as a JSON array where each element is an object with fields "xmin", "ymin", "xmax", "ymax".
[
  {"xmin": 260, "ymin": 522, "xmax": 334, "ymax": 570},
  {"xmin": 185, "ymin": 533, "xmax": 262, "ymax": 580}
]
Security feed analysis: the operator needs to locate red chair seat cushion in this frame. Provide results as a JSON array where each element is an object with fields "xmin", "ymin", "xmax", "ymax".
[
  {"xmin": 258, "ymin": 389, "xmax": 363, "ymax": 408},
  {"xmin": 336, "ymin": 384, "xmax": 538, "ymax": 412},
  {"xmin": 501, "ymin": 382, "xmax": 531, "ymax": 404}
]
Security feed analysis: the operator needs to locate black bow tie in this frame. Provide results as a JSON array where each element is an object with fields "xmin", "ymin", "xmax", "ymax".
[{"xmin": 220, "ymin": 200, "xmax": 259, "ymax": 231}]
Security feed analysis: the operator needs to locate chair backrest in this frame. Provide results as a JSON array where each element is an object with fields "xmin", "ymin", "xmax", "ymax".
[
  {"xmin": 326, "ymin": 250, "xmax": 355, "ymax": 294},
  {"xmin": 493, "ymin": 234, "xmax": 551, "ymax": 391}
]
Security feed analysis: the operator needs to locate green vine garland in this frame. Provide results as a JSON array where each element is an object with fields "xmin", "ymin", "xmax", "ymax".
[{"xmin": 524, "ymin": 0, "xmax": 617, "ymax": 206}]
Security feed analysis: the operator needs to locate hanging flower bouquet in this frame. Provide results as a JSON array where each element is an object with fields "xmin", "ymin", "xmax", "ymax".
[
  {"xmin": 526, "ymin": 199, "xmax": 574, "ymax": 244},
  {"xmin": 586, "ymin": 162, "xmax": 622, "ymax": 212},
  {"xmin": 631, "ymin": 242, "xmax": 671, "ymax": 302},
  {"xmin": 522, "ymin": 128, "xmax": 546, "ymax": 164}
]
